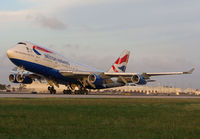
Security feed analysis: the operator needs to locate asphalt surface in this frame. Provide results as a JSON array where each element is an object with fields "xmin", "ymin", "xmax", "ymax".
[{"xmin": 0, "ymin": 92, "xmax": 200, "ymax": 98}]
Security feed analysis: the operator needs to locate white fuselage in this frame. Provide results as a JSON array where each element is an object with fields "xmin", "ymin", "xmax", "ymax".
[{"xmin": 7, "ymin": 42, "xmax": 102, "ymax": 73}]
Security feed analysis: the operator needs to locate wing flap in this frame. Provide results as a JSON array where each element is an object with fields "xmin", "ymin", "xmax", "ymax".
[
  {"xmin": 104, "ymin": 72, "xmax": 137, "ymax": 77},
  {"xmin": 60, "ymin": 71, "xmax": 93, "ymax": 77}
]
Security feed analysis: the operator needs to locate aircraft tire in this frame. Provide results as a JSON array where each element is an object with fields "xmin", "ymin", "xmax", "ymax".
[
  {"xmin": 53, "ymin": 89, "xmax": 56, "ymax": 94},
  {"xmin": 63, "ymin": 90, "xmax": 72, "ymax": 94},
  {"xmin": 49, "ymin": 86, "xmax": 56, "ymax": 94},
  {"xmin": 85, "ymin": 90, "xmax": 88, "ymax": 95}
]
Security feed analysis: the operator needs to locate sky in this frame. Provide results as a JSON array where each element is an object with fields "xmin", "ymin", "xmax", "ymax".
[{"xmin": 0, "ymin": 0, "xmax": 199, "ymax": 89}]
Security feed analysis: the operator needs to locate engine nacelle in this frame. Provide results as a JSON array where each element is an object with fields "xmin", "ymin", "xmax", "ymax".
[
  {"xmin": 9, "ymin": 74, "xmax": 18, "ymax": 83},
  {"xmin": 9, "ymin": 74, "xmax": 33, "ymax": 84},
  {"xmin": 131, "ymin": 74, "xmax": 147, "ymax": 85},
  {"xmin": 88, "ymin": 74, "xmax": 103, "ymax": 87},
  {"xmin": 16, "ymin": 74, "xmax": 33, "ymax": 84}
]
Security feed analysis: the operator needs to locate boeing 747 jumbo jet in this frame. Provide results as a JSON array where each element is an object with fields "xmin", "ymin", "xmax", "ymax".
[{"xmin": 7, "ymin": 42, "xmax": 194, "ymax": 94}]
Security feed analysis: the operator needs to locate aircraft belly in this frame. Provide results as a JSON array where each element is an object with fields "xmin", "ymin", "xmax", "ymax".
[{"xmin": 9, "ymin": 58, "xmax": 78, "ymax": 85}]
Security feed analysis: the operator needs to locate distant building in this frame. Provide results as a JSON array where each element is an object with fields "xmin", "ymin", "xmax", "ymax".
[{"xmin": 8, "ymin": 82, "xmax": 200, "ymax": 96}]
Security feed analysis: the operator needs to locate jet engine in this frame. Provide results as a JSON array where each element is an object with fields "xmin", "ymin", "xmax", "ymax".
[
  {"xmin": 9, "ymin": 74, "xmax": 33, "ymax": 84},
  {"xmin": 16, "ymin": 74, "xmax": 33, "ymax": 84},
  {"xmin": 131, "ymin": 74, "xmax": 147, "ymax": 85},
  {"xmin": 9, "ymin": 74, "xmax": 17, "ymax": 83},
  {"xmin": 88, "ymin": 74, "xmax": 104, "ymax": 87}
]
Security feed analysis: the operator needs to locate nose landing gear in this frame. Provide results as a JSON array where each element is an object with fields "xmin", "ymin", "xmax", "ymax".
[{"xmin": 48, "ymin": 86, "xmax": 56, "ymax": 94}]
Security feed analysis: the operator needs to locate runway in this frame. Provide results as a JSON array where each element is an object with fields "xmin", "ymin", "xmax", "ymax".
[{"xmin": 0, "ymin": 93, "xmax": 200, "ymax": 98}]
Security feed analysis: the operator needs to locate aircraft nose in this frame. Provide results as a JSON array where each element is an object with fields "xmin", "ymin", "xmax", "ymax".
[{"xmin": 7, "ymin": 49, "xmax": 14, "ymax": 58}]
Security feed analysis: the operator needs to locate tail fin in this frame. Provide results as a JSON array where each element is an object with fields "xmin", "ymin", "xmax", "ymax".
[{"xmin": 108, "ymin": 50, "xmax": 130, "ymax": 73}]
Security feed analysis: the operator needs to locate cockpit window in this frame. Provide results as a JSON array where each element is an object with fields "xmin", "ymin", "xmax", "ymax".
[{"xmin": 17, "ymin": 42, "xmax": 27, "ymax": 45}]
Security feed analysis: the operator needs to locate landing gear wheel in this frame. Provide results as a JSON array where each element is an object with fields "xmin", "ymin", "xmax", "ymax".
[
  {"xmin": 48, "ymin": 86, "xmax": 51, "ymax": 91},
  {"xmin": 79, "ymin": 88, "xmax": 89, "ymax": 95},
  {"xmin": 48, "ymin": 86, "xmax": 56, "ymax": 94},
  {"xmin": 84, "ymin": 90, "xmax": 89, "ymax": 95},
  {"xmin": 52, "ymin": 89, "xmax": 56, "ymax": 94},
  {"xmin": 74, "ymin": 90, "xmax": 82, "ymax": 94},
  {"xmin": 63, "ymin": 90, "xmax": 72, "ymax": 94}
]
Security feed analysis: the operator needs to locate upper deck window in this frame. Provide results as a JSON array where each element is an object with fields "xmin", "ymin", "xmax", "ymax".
[{"xmin": 17, "ymin": 42, "xmax": 27, "ymax": 45}]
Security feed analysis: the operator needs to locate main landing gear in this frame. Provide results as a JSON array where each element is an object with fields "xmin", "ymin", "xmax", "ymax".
[
  {"xmin": 63, "ymin": 85, "xmax": 89, "ymax": 95},
  {"xmin": 63, "ymin": 89, "xmax": 88, "ymax": 95},
  {"xmin": 48, "ymin": 86, "xmax": 56, "ymax": 94},
  {"xmin": 48, "ymin": 84, "xmax": 89, "ymax": 95},
  {"xmin": 74, "ymin": 88, "xmax": 89, "ymax": 95},
  {"xmin": 63, "ymin": 89, "xmax": 72, "ymax": 94}
]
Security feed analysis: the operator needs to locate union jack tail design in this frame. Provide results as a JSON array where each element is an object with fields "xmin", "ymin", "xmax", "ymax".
[{"xmin": 108, "ymin": 50, "xmax": 130, "ymax": 73}]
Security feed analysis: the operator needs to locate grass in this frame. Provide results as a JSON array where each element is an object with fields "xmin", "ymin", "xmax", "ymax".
[{"xmin": 0, "ymin": 98, "xmax": 200, "ymax": 138}]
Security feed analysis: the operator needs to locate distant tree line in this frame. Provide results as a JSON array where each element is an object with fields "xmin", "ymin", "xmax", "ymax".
[{"xmin": 0, "ymin": 84, "xmax": 7, "ymax": 90}]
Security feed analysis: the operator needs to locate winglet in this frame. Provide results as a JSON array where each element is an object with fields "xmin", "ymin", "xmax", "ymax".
[{"xmin": 183, "ymin": 68, "xmax": 195, "ymax": 74}]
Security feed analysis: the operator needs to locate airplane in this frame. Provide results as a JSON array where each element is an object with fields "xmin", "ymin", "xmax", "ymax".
[{"xmin": 7, "ymin": 41, "xmax": 194, "ymax": 94}]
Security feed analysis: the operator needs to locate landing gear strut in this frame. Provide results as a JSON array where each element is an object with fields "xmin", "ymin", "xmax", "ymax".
[{"xmin": 48, "ymin": 86, "xmax": 56, "ymax": 94}]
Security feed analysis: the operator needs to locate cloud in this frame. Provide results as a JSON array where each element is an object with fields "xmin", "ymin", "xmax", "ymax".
[
  {"xmin": 0, "ymin": 10, "xmax": 66, "ymax": 30},
  {"xmin": 0, "ymin": 0, "xmax": 134, "ymax": 30},
  {"xmin": 28, "ymin": 14, "xmax": 66, "ymax": 30}
]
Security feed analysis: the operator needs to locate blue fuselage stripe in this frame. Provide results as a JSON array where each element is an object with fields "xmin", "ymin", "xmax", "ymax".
[
  {"xmin": 9, "ymin": 58, "xmax": 78, "ymax": 85},
  {"xmin": 33, "ymin": 49, "xmax": 41, "ymax": 55}
]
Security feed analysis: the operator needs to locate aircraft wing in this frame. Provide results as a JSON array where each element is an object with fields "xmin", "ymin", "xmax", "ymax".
[
  {"xmin": 60, "ymin": 68, "xmax": 194, "ymax": 78},
  {"xmin": 59, "ymin": 71, "xmax": 92, "ymax": 77},
  {"xmin": 103, "ymin": 68, "xmax": 195, "ymax": 78},
  {"xmin": 144, "ymin": 68, "xmax": 195, "ymax": 77},
  {"xmin": 59, "ymin": 68, "xmax": 194, "ymax": 88},
  {"xmin": 28, "ymin": 73, "xmax": 43, "ymax": 80}
]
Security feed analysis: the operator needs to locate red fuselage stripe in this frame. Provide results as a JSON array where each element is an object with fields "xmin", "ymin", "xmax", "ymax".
[{"xmin": 33, "ymin": 46, "xmax": 53, "ymax": 53}]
